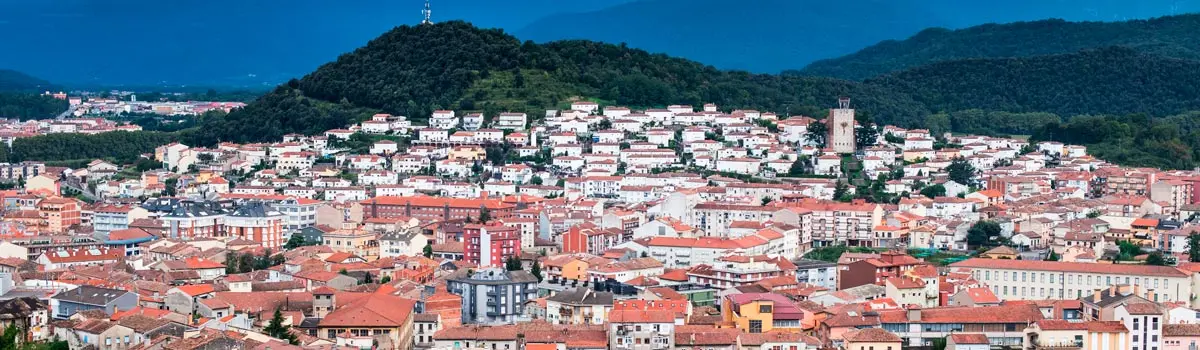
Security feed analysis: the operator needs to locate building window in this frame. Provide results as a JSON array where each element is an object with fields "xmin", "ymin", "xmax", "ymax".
[{"xmin": 749, "ymin": 320, "xmax": 763, "ymax": 333}]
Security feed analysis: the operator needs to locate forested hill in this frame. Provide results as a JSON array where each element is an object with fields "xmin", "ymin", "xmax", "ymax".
[
  {"xmin": 800, "ymin": 14, "xmax": 1200, "ymax": 80},
  {"xmin": 868, "ymin": 47, "xmax": 1200, "ymax": 117},
  {"xmin": 0, "ymin": 70, "xmax": 67, "ymax": 120},
  {"xmin": 0, "ymin": 69, "xmax": 58, "ymax": 92},
  {"xmin": 183, "ymin": 21, "xmax": 930, "ymax": 145}
]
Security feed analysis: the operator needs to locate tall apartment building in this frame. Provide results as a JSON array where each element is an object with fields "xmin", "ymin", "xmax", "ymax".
[
  {"xmin": 463, "ymin": 224, "xmax": 520, "ymax": 268},
  {"xmin": 161, "ymin": 200, "xmax": 228, "ymax": 241},
  {"xmin": 224, "ymin": 201, "xmax": 285, "ymax": 250},
  {"xmin": 37, "ymin": 197, "xmax": 81, "ymax": 233},
  {"xmin": 446, "ymin": 268, "xmax": 538, "ymax": 325}
]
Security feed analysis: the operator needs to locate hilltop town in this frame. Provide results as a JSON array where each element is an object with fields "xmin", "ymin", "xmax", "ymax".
[{"xmin": 0, "ymin": 96, "xmax": 1195, "ymax": 350}]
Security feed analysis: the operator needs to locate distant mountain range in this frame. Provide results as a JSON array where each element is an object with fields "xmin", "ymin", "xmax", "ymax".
[
  {"xmin": 802, "ymin": 14, "xmax": 1200, "ymax": 80},
  {"xmin": 516, "ymin": 0, "xmax": 1200, "ymax": 74},
  {"xmin": 0, "ymin": 69, "xmax": 58, "ymax": 92},
  {"xmin": 2, "ymin": 0, "xmax": 1196, "ymax": 86}
]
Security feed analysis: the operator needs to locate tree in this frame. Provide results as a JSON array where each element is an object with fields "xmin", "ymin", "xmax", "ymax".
[
  {"xmin": 946, "ymin": 157, "xmax": 977, "ymax": 186},
  {"xmin": 530, "ymin": 176, "xmax": 543, "ymax": 185},
  {"xmin": 263, "ymin": 307, "xmax": 299, "ymax": 345},
  {"xmin": 283, "ymin": 234, "xmax": 312, "ymax": 249},
  {"xmin": 505, "ymin": 256, "xmax": 522, "ymax": 271},
  {"xmin": 423, "ymin": 242, "xmax": 434, "ymax": 258},
  {"xmin": 919, "ymin": 184, "xmax": 946, "ymax": 198},
  {"xmin": 530, "ymin": 260, "xmax": 543, "ymax": 282},
  {"xmin": 380, "ymin": 275, "xmax": 392, "ymax": 284},
  {"xmin": 787, "ymin": 156, "xmax": 810, "ymax": 176},
  {"xmin": 1044, "ymin": 250, "xmax": 1060, "ymax": 261},
  {"xmin": 479, "ymin": 208, "xmax": 492, "ymax": 223},
  {"xmin": 1145, "ymin": 251, "xmax": 1169, "ymax": 266},
  {"xmin": 833, "ymin": 181, "xmax": 850, "ymax": 202},
  {"xmin": 1190, "ymin": 233, "xmax": 1200, "ymax": 262},
  {"xmin": 854, "ymin": 111, "xmax": 879, "ymax": 149},
  {"xmin": 966, "ymin": 220, "xmax": 1002, "ymax": 248},
  {"xmin": 804, "ymin": 121, "xmax": 828, "ymax": 148},
  {"xmin": 761, "ymin": 197, "xmax": 773, "ymax": 205}
]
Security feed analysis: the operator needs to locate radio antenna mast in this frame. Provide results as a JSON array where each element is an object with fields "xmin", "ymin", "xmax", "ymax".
[{"xmin": 421, "ymin": 0, "xmax": 432, "ymax": 25}]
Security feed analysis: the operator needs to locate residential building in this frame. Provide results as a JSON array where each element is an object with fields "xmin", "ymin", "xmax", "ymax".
[{"xmin": 446, "ymin": 268, "xmax": 539, "ymax": 325}]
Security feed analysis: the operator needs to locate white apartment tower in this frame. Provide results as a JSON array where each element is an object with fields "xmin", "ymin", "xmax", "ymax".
[{"xmin": 828, "ymin": 97, "xmax": 856, "ymax": 154}]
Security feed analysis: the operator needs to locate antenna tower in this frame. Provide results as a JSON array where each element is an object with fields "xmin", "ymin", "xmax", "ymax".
[{"xmin": 421, "ymin": 0, "xmax": 432, "ymax": 25}]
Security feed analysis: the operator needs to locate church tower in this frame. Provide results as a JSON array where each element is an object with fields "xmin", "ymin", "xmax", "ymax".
[{"xmin": 828, "ymin": 97, "xmax": 856, "ymax": 154}]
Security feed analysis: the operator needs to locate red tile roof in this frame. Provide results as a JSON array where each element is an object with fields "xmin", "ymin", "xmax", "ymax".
[
  {"xmin": 950, "ymin": 258, "xmax": 1188, "ymax": 277},
  {"xmin": 949, "ymin": 333, "xmax": 989, "ymax": 344}
]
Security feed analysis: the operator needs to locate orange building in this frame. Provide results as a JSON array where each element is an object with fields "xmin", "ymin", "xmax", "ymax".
[
  {"xmin": 37, "ymin": 197, "xmax": 81, "ymax": 233},
  {"xmin": 224, "ymin": 201, "xmax": 284, "ymax": 249}
]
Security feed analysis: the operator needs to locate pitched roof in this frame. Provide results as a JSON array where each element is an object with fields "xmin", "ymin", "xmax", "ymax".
[
  {"xmin": 950, "ymin": 258, "xmax": 1188, "ymax": 277},
  {"xmin": 949, "ymin": 333, "xmax": 990, "ymax": 344},
  {"xmin": 843, "ymin": 328, "xmax": 901, "ymax": 343},
  {"xmin": 318, "ymin": 291, "xmax": 415, "ymax": 327}
]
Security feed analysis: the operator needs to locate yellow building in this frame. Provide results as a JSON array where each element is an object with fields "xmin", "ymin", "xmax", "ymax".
[
  {"xmin": 721, "ymin": 293, "xmax": 805, "ymax": 333},
  {"xmin": 448, "ymin": 145, "xmax": 486, "ymax": 161},
  {"xmin": 979, "ymin": 245, "xmax": 1019, "ymax": 259},
  {"xmin": 1024, "ymin": 320, "xmax": 1128, "ymax": 350},
  {"xmin": 323, "ymin": 227, "xmax": 379, "ymax": 259},
  {"xmin": 842, "ymin": 328, "xmax": 902, "ymax": 350},
  {"xmin": 24, "ymin": 174, "xmax": 59, "ymax": 196},
  {"xmin": 543, "ymin": 253, "xmax": 610, "ymax": 281}
]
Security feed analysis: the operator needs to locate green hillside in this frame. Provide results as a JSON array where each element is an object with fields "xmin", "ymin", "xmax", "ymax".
[
  {"xmin": 869, "ymin": 47, "xmax": 1200, "ymax": 117},
  {"xmin": 801, "ymin": 14, "xmax": 1200, "ymax": 80},
  {"xmin": 183, "ymin": 21, "xmax": 931, "ymax": 145}
]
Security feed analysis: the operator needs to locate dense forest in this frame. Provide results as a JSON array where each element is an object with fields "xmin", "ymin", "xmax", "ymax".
[
  {"xmin": 1, "ymin": 131, "xmax": 176, "ymax": 164},
  {"xmin": 0, "ymin": 93, "xmax": 68, "ymax": 120},
  {"xmin": 0, "ymin": 70, "xmax": 67, "ymax": 120},
  {"xmin": 869, "ymin": 47, "xmax": 1200, "ymax": 118},
  {"xmin": 1030, "ymin": 112, "xmax": 1200, "ymax": 170},
  {"xmin": 800, "ymin": 14, "xmax": 1200, "ymax": 80}
]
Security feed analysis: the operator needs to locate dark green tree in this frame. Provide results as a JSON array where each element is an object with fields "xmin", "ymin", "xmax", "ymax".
[
  {"xmin": 946, "ymin": 157, "xmax": 977, "ymax": 186},
  {"xmin": 1044, "ymin": 250, "xmax": 1060, "ymax": 261},
  {"xmin": 423, "ymin": 242, "xmax": 434, "ymax": 258},
  {"xmin": 530, "ymin": 259, "xmax": 543, "ymax": 282},
  {"xmin": 805, "ymin": 121, "xmax": 828, "ymax": 148},
  {"xmin": 1190, "ymin": 234, "xmax": 1200, "ymax": 262},
  {"xmin": 263, "ymin": 307, "xmax": 299, "ymax": 345},
  {"xmin": 505, "ymin": 256, "xmax": 522, "ymax": 271},
  {"xmin": 919, "ymin": 184, "xmax": 946, "ymax": 198},
  {"xmin": 479, "ymin": 208, "xmax": 492, "ymax": 223},
  {"xmin": 966, "ymin": 220, "xmax": 1002, "ymax": 248}
]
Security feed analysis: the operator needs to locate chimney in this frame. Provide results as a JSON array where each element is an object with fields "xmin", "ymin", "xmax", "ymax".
[
  {"xmin": 906, "ymin": 306, "xmax": 921, "ymax": 322},
  {"xmin": 480, "ymin": 191, "xmax": 489, "ymax": 199},
  {"xmin": 1134, "ymin": 284, "xmax": 1141, "ymax": 297},
  {"xmin": 1109, "ymin": 284, "xmax": 1116, "ymax": 296},
  {"xmin": 1093, "ymin": 289, "xmax": 1102, "ymax": 303}
]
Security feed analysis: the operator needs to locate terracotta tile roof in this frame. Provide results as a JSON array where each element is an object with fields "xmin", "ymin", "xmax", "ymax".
[
  {"xmin": 878, "ymin": 304, "xmax": 1042, "ymax": 324},
  {"xmin": 318, "ymin": 291, "xmax": 415, "ymax": 328},
  {"xmin": 174, "ymin": 284, "xmax": 215, "ymax": 297},
  {"xmin": 949, "ymin": 333, "xmax": 989, "ymax": 344},
  {"xmin": 843, "ymin": 328, "xmax": 901, "ymax": 343},
  {"xmin": 1037, "ymin": 320, "xmax": 1128, "ymax": 333},
  {"xmin": 1164, "ymin": 324, "xmax": 1200, "ymax": 336},
  {"xmin": 960, "ymin": 288, "xmax": 1001, "ymax": 304},
  {"xmin": 950, "ymin": 258, "xmax": 1189, "ymax": 277}
]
